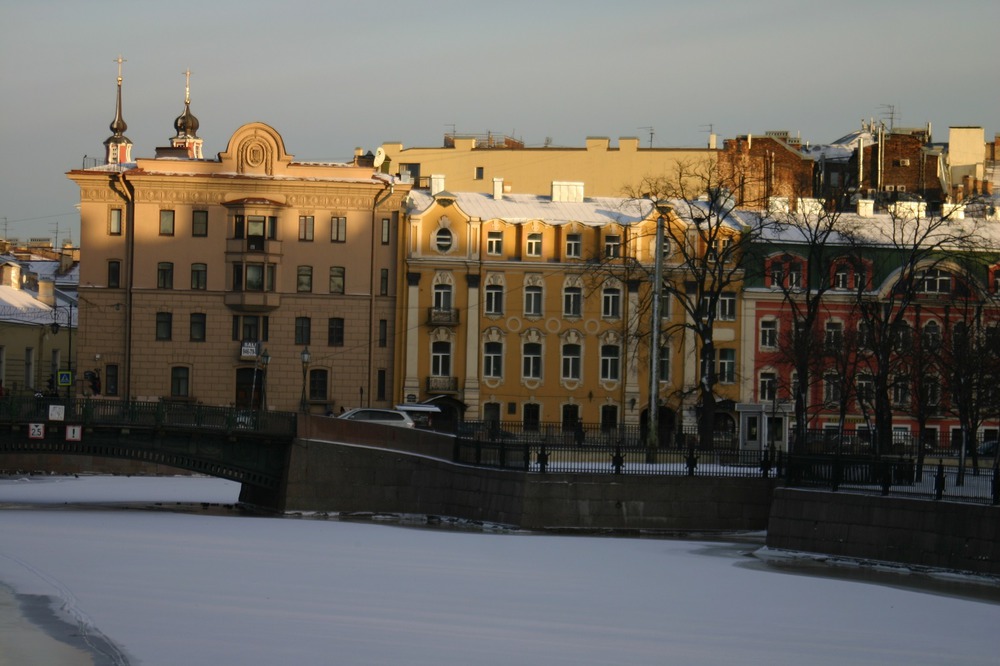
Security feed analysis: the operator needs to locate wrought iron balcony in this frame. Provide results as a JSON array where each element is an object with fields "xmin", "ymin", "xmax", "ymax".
[
  {"xmin": 426, "ymin": 376, "xmax": 458, "ymax": 394},
  {"xmin": 427, "ymin": 307, "xmax": 459, "ymax": 326}
]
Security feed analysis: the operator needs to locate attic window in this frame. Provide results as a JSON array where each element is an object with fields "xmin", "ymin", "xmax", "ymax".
[{"xmin": 435, "ymin": 228, "xmax": 453, "ymax": 253}]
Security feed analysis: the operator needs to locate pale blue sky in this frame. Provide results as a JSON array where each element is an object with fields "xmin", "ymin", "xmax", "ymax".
[{"xmin": 1, "ymin": 0, "xmax": 997, "ymax": 242}]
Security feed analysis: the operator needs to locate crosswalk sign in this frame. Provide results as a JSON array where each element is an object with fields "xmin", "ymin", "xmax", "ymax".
[{"xmin": 57, "ymin": 371, "xmax": 72, "ymax": 387}]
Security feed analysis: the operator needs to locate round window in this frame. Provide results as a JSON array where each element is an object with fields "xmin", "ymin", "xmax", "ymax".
[{"xmin": 435, "ymin": 228, "xmax": 453, "ymax": 252}]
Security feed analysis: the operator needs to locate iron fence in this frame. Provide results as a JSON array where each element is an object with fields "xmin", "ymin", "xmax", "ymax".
[
  {"xmin": 0, "ymin": 395, "xmax": 297, "ymax": 437},
  {"xmin": 457, "ymin": 420, "xmax": 738, "ymax": 451},
  {"xmin": 786, "ymin": 454, "xmax": 1000, "ymax": 505}
]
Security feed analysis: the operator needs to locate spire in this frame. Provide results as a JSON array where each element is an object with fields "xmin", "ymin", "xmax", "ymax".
[
  {"xmin": 171, "ymin": 68, "xmax": 203, "ymax": 159},
  {"xmin": 104, "ymin": 55, "xmax": 133, "ymax": 165}
]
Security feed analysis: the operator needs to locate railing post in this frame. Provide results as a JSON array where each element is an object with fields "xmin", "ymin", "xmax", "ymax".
[
  {"xmin": 686, "ymin": 445, "xmax": 698, "ymax": 477},
  {"xmin": 538, "ymin": 445, "xmax": 549, "ymax": 474}
]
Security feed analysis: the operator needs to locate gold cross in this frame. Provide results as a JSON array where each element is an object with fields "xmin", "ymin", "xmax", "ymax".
[
  {"xmin": 114, "ymin": 54, "xmax": 126, "ymax": 83},
  {"xmin": 183, "ymin": 68, "xmax": 192, "ymax": 104}
]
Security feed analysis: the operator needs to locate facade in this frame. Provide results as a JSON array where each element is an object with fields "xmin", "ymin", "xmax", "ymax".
[
  {"xmin": 738, "ymin": 202, "xmax": 1000, "ymax": 452},
  {"xmin": 67, "ymin": 72, "xmax": 410, "ymax": 412},
  {"xmin": 396, "ymin": 179, "xmax": 746, "ymax": 438},
  {"xmin": 0, "ymin": 259, "xmax": 77, "ymax": 397},
  {"xmin": 379, "ymin": 134, "xmax": 718, "ymax": 198}
]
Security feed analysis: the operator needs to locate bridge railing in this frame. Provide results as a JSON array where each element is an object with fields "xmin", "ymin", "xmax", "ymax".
[{"xmin": 0, "ymin": 395, "xmax": 296, "ymax": 437}]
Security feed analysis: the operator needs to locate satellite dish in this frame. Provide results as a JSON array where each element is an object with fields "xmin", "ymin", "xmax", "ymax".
[{"xmin": 373, "ymin": 147, "xmax": 386, "ymax": 168}]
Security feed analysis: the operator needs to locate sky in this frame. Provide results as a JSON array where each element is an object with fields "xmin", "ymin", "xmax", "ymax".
[
  {"xmin": 0, "ymin": 475, "xmax": 998, "ymax": 665},
  {"xmin": 1, "ymin": 0, "xmax": 998, "ymax": 244}
]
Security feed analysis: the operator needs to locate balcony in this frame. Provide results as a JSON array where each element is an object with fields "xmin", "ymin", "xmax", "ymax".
[
  {"xmin": 426, "ymin": 376, "xmax": 458, "ymax": 394},
  {"xmin": 224, "ymin": 291, "xmax": 281, "ymax": 312},
  {"xmin": 226, "ymin": 238, "xmax": 283, "ymax": 257},
  {"xmin": 427, "ymin": 307, "xmax": 459, "ymax": 326}
]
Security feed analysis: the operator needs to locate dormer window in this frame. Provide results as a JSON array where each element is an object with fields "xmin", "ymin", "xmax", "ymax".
[{"xmin": 435, "ymin": 228, "xmax": 453, "ymax": 253}]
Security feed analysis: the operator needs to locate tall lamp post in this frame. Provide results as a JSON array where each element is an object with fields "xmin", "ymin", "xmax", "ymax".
[
  {"xmin": 300, "ymin": 346, "xmax": 310, "ymax": 413},
  {"xmin": 647, "ymin": 201, "xmax": 673, "ymax": 460},
  {"xmin": 259, "ymin": 349, "xmax": 270, "ymax": 414}
]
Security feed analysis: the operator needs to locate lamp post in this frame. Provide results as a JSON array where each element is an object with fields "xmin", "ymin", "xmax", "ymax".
[
  {"xmin": 300, "ymin": 346, "xmax": 310, "ymax": 413},
  {"xmin": 259, "ymin": 349, "xmax": 270, "ymax": 414},
  {"xmin": 647, "ymin": 201, "xmax": 673, "ymax": 460}
]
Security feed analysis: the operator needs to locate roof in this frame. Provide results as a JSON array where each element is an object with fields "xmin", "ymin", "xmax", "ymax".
[{"xmin": 408, "ymin": 190, "xmax": 655, "ymax": 226}]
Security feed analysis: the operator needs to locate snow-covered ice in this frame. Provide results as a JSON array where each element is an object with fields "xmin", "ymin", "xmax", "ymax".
[{"xmin": 0, "ymin": 474, "xmax": 997, "ymax": 665}]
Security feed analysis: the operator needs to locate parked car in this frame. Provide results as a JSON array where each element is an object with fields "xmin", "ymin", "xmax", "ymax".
[
  {"xmin": 338, "ymin": 408, "xmax": 415, "ymax": 428},
  {"xmin": 978, "ymin": 440, "xmax": 997, "ymax": 457}
]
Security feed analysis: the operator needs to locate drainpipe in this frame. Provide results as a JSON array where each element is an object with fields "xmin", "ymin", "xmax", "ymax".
[
  {"xmin": 369, "ymin": 178, "xmax": 394, "ymax": 407},
  {"xmin": 115, "ymin": 171, "xmax": 135, "ymax": 401}
]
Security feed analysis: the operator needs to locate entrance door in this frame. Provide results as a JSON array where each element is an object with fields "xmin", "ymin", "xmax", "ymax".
[{"xmin": 235, "ymin": 367, "xmax": 263, "ymax": 409}]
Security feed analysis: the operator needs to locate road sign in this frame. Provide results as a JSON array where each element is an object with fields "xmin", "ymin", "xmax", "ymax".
[
  {"xmin": 57, "ymin": 371, "xmax": 72, "ymax": 387},
  {"xmin": 28, "ymin": 423, "xmax": 45, "ymax": 439},
  {"xmin": 66, "ymin": 425, "xmax": 82, "ymax": 442},
  {"xmin": 48, "ymin": 405, "xmax": 65, "ymax": 421}
]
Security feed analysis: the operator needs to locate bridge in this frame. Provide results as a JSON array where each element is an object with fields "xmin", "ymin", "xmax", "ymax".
[{"xmin": 0, "ymin": 396, "xmax": 297, "ymax": 491}]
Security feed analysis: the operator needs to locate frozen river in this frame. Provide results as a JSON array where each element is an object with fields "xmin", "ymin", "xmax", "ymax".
[{"xmin": 0, "ymin": 475, "xmax": 997, "ymax": 665}]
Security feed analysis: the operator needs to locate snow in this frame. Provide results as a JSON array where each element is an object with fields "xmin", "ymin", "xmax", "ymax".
[{"xmin": 1, "ymin": 475, "xmax": 998, "ymax": 666}]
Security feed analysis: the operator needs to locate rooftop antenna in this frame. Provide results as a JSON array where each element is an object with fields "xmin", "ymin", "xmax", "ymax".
[
  {"xmin": 638, "ymin": 127, "xmax": 654, "ymax": 148},
  {"xmin": 700, "ymin": 123, "xmax": 715, "ymax": 148},
  {"xmin": 879, "ymin": 104, "xmax": 897, "ymax": 132},
  {"xmin": 445, "ymin": 123, "xmax": 456, "ymax": 136}
]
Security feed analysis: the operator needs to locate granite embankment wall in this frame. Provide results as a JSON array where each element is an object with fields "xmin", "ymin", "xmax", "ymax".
[
  {"xmin": 247, "ymin": 417, "xmax": 777, "ymax": 531},
  {"xmin": 767, "ymin": 488, "xmax": 1000, "ymax": 575}
]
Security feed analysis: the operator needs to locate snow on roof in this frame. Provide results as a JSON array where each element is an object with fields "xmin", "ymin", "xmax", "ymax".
[{"xmin": 409, "ymin": 190, "xmax": 654, "ymax": 226}]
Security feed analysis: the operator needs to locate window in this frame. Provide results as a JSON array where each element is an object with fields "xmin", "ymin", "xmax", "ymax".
[
  {"xmin": 770, "ymin": 263, "xmax": 784, "ymax": 288},
  {"xmin": 380, "ymin": 269, "xmax": 388, "ymax": 296},
  {"xmin": 328, "ymin": 317, "xmax": 344, "ymax": 346},
  {"xmin": 486, "ymin": 231, "xmax": 503, "ymax": 256},
  {"xmin": 562, "ymin": 343, "xmax": 581, "ymax": 380},
  {"xmin": 825, "ymin": 321, "xmax": 843, "ymax": 349},
  {"xmin": 109, "ymin": 209, "xmax": 122, "ymax": 235},
  {"xmin": 604, "ymin": 234, "xmax": 621, "ymax": 258},
  {"xmin": 601, "ymin": 405, "xmax": 618, "ymax": 431},
  {"xmin": 295, "ymin": 317, "xmax": 311, "ymax": 345},
  {"xmin": 298, "ymin": 215, "xmax": 314, "ymax": 241},
  {"xmin": 189, "ymin": 313, "xmax": 206, "ymax": 342},
  {"xmin": 565, "ymin": 233, "xmax": 581, "ymax": 258},
  {"xmin": 377, "ymin": 369, "xmax": 386, "ymax": 401},
  {"xmin": 378, "ymin": 319, "xmax": 387, "ymax": 347},
  {"xmin": 297, "ymin": 266, "xmax": 313, "ymax": 293},
  {"xmin": 484, "ymin": 341, "xmax": 503, "ymax": 378},
  {"xmin": 435, "ymin": 228, "xmax": 453, "ymax": 252},
  {"xmin": 788, "ymin": 262, "xmax": 802, "ymax": 288},
  {"xmin": 232, "ymin": 315, "xmax": 268, "ymax": 342},
  {"xmin": 760, "ymin": 320, "xmax": 777, "ymax": 349},
  {"xmin": 892, "ymin": 377, "xmax": 911, "ymax": 406},
  {"xmin": 858, "ymin": 322, "xmax": 873, "ymax": 349},
  {"xmin": 712, "ymin": 237, "xmax": 732, "ymax": 261},
  {"xmin": 190, "ymin": 263, "xmax": 207, "ymax": 290},
  {"xmin": 108, "ymin": 260, "xmax": 121, "ymax": 288},
  {"xmin": 857, "ymin": 375, "xmax": 874, "ymax": 405},
  {"xmin": 524, "ymin": 285, "xmax": 543, "ymax": 317},
  {"xmin": 331, "ymin": 216, "xmax": 346, "ymax": 242},
  {"xmin": 718, "ymin": 293, "xmax": 736, "ymax": 321},
  {"xmin": 824, "ymin": 373, "xmax": 841, "ymax": 404},
  {"xmin": 602, "ymin": 288, "xmax": 621, "ymax": 318},
  {"xmin": 170, "ymin": 367, "xmax": 189, "ymax": 398},
  {"xmin": 485, "ymin": 285, "xmax": 504, "ymax": 315},
  {"xmin": 433, "ymin": 284, "xmax": 452, "ymax": 310},
  {"xmin": 523, "ymin": 342, "xmax": 542, "ymax": 379},
  {"xmin": 309, "ymin": 369, "xmax": 328, "ymax": 401},
  {"xmin": 329, "ymin": 267, "xmax": 345, "ymax": 294},
  {"xmin": 475, "ymin": 166, "xmax": 484, "ymax": 180},
  {"xmin": 658, "ymin": 347, "xmax": 670, "ymax": 382},
  {"xmin": 432, "ymin": 341, "xmax": 451, "ymax": 376},
  {"xmin": 159, "ymin": 210, "xmax": 175, "ymax": 236},
  {"xmin": 563, "ymin": 286, "xmax": 582, "ymax": 317},
  {"xmin": 922, "ymin": 321, "xmax": 941, "ymax": 350},
  {"xmin": 381, "ymin": 217, "xmax": 391, "ymax": 245},
  {"xmin": 155, "ymin": 312, "xmax": 172, "ymax": 341},
  {"xmin": 760, "ymin": 372, "xmax": 777, "ymax": 402},
  {"xmin": 524, "ymin": 403, "xmax": 541, "ymax": 430},
  {"xmin": 600, "ymin": 344, "xmax": 620, "ymax": 381},
  {"xmin": 157, "ymin": 262, "xmax": 174, "ymax": 289},
  {"xmin": 918, "ymin": 269, "xmax": 951, "ymax": 293},
  {"xmin": 232, "ymin": 262, "xmax": 271, "ymax": 292},
  {"xmin": 526, "ymin": 233, "xmax": 542, "ymax": 257},
  {"xmin": 562, "ymin": 404, "xmax": 580, "ymax": 430},
  {"xmin": 925, "ymin": 377, "xmax": 941, "ymax": 407},
  {"xmin": 834, "ymin": 265, "xmax": 849, "ymax": 289},
  {"xmin": 244, "ymin": 215, "xmax": 271, "ymax": 251},
  {"xmin": 105, "ymin": 364, "xmax": 119, "ymax": 397},
  {"xmin": 718, "ymin": 349, "xmax": 735, "ymax": 383},
  {"xmin": 192, "ymin": 210, "xmax": 208, "ymax": 237}
]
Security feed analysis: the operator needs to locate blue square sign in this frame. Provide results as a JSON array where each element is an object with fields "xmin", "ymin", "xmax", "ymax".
[{"xmin": 57, "ymin": 371, "xmax": 72, "ymax": 387}]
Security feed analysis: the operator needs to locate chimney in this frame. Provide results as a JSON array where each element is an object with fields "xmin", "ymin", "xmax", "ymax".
[
  {"xmin": 708, "ymin": 133, "xmax": 717, "ymax": 150},
  {"xmin": 857, "ymin": 199, "xmax": 875, "ymax": 217},
  {"xmin": 493, "ymin": 177, "xmax": 504, "ymax": 200},
  {"xmin": 38, "ymin": 278, "xmax": 55, "ymax": 307},
  {"xmin": 551, "ymin": 181, "xmax": 585, "ymax": 203},
  {"xmin": 430, "ymin": 174, "xmax": 446, "ymax": 195}
]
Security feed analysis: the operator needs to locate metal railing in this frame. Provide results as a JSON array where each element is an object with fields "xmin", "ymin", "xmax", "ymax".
[
  {"xmin": 0, "ymin": 395, "xmax": 297, "ymax": 437},
  {"xmin": 786, "ymin": 454, "xmax": 999, "ymax": 505}
]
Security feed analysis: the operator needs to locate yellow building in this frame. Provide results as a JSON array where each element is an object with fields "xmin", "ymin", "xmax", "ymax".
[
  {"xmin": 67, "ymin": 70, "xmax": 410, "ymax": 412},
  {"xmin": 397, "ymin": 178, "xmax": 745, "ymax": 437},
  {"xmin": 380, "ymin": 134, "xmax": 718, "ymax": 197}
]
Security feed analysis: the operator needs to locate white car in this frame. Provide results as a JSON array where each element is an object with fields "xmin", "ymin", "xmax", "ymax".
[{"xmin": 338, "ymin": 408, "xmax": 415, "ymax": 428}]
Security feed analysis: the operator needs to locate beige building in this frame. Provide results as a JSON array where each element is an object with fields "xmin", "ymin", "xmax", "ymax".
[
  {"xmin": 67, "ymin": 71, "xmax": 410, "ymax": 412},
  {"xmin": 397, "ymin": 178, "xmax": 744, "ymax": 435},
  {"xmin": 379, "ymin": 134, "xmax": 718, "ymax": 198}
]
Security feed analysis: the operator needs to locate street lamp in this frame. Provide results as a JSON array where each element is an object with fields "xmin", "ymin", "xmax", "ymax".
[
  {"xmin": 300, "ymin": 346, "xmax": 311, "ymax": 413},
  {"xmin": 647, "ymin": 200, "xmax": 673, "ymax": 460}
]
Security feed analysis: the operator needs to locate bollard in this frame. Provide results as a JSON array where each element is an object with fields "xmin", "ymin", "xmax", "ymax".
[{"xmin": 934, "ymin": 461, "xmax": 946, "ymax": 500}]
